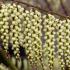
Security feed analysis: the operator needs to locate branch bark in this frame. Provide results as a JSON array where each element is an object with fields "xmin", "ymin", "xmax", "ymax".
[{"xmin": 13, "ymin": 0, "xmax": 70, "ymax": 19}]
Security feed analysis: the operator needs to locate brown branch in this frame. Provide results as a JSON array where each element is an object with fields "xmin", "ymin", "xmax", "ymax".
[
  {"xmin": 1, "ymin": 0, "xmax": 70, "ymax": 19},
  {"xmin": 12, "ymin": 0, "xmax": 70, "ymax": 19}
]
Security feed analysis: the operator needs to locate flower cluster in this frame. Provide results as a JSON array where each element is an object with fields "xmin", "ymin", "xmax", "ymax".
[
  {"xmin": 0, "ymin": 2, "xmax": 70, "ymax": 70},
  {"xmin": 43, "ymin": 14, "xmax": 59, "ymax": 70},
  {"xmin": 0, "ymin": 3, "xmax": 42, "ymax": 66},
  {"xmin": 57, "ymin": 20, "xmax": 66, "ymax": 70},
  {"xmin": 0, "ymin": 3, "xmax": 10, "ymax": 52},
  {"xmin": 57, "ymin": 19, "xmax": 70, "ymax": 70},
  {"xmin": 22, "ymin": 9, "xmax": 42, "ymax": 66}
]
